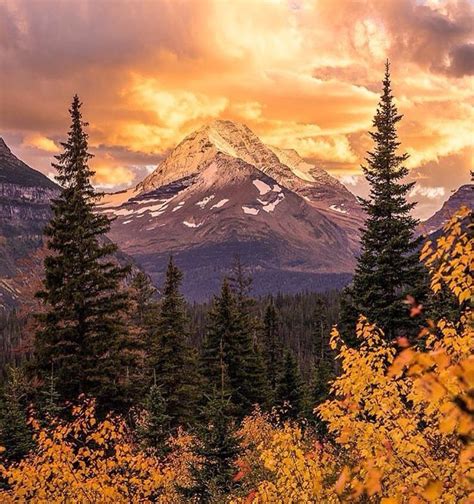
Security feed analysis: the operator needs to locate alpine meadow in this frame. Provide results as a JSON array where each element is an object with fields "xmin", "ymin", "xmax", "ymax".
[{"xmin": 0, "ymin": 1, "xmax": 472, "ymax": 503}]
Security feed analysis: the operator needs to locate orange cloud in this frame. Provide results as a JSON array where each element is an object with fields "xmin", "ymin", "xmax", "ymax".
[
  {"xmin": 0, "ymin": 0, "xmax": 472, "ymax": 218},
  {"xmin": 22, "ymin": 133, "xmax": 60, "ymax": 153}
]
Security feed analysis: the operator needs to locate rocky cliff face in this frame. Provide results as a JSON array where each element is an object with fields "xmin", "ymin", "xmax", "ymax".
[{"xmin": 0, "ymin": 138, "xmax": 59, "ymax": 309}]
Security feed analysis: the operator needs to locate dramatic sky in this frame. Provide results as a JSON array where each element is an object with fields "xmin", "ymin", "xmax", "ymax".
[{"xmin": 0, "ymin": 0, "xmax": 472, "ymax": 219}]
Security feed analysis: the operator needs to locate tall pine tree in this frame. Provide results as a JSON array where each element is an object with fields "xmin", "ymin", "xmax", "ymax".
[
  {"xmin": 340, "ymin": 62, "xmax": 427, "ymax": 343},
  {"xmin": 0, "ymin": 367, "xmax": 33, "ymax": 462},
  {"xmin": 137, "ymin": 381, "xmax": 171, "ymax": 456},
  {"xmin": 201, "ymin": 279, "xmax": 238, "ymax": 406},
  {"xmin": 34, "ymin": 95, "xmax": 131, "ymax": 413},
  {"xmin": 150, "ymin": 256, "xmax": 201, "ymax": 428},
  {"xmin": 276, "ymin": 351, "xmax": 305, "ymax": 421},
  {"xmin": 179, "ymin": 392, "xmax": 241, "ymax": 503},
  {"xmin": 229, "ymin": 259, "xmax": 269, "ymax": 413},
  {"xmin": 201, "ymin": 275, "xmax": 267, "ymax": 418},
  {"xmin": 262, "ymin": 299, "xmax": 283, "ymax": 398}
]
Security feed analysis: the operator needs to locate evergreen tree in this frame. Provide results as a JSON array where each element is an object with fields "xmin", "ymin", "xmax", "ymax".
[
  {"xmin": 38, "ymin": 366, "xmax": 63, "ymax": 420},
  {"xmin": 180, "ymin": 393, "xmax": 240, "ymax": 503},
  {"xmin": 312, "ymin": 297, "xmax": 329, "ymax": 361},
  {"xmin": 340, "ymin": 62, "xmax": 427, "ymax": 343},
  {"xmin": 125, "ymin": 271, "xmax": 159, "ymax": 399},
  {"xmin": 262, "ymin": 300, "xmax": 283, "ymax": 396},
  {"xmin": 0, "ymin": 367, "xmax": 33, "ymax": 461},
  {"xmin": 311, "ymin": 358, "xmax": 333, "ymax": 405},
  {"xmin": 150, "ymin": 256, "xmax": 200, "ymax": 428},
  {"xmin": 229, "ymin": 258, "xmax": 269, "ymax": 412},
  {"xmin": 138, "ymin": 381, "xmax": 171, "ymax": 455},
  {"xmin": 202, "ymin": 276, "xmax": 267, "ymax": 417},
  {"xmin": 310, "ymin": 297, "xmax": 334, "ymax": 406},
  {"xmin": 129, "ymin": 271, "xmax": 158, "ymax": 334},
  {"xmin": 34, "ymin": 95, "xmax": 131, "ymax": 413},
  {"xmin": 276, "ymin": 351, "xmax": 305, "ymax": 421},
  {"xmin": 201, "ymin": 279, "xmax": 237, "ymax": 404}
]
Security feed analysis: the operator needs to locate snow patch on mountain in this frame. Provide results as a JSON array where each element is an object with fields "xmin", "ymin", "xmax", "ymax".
[
  {"xmin": 253, "ymin": 179, "xmax": 271, "ymax": 195},
  {"xmin": 114, "ymin": 208, "xmax": 135, "ymax": 217},
  {"xmin": 262, "ymin": 193, "xmax": 285, "ymax": 213},
  {"xmin": 196, "ymin": 195, "xmax": 215, "ymax": 209},
  {"xmin": 329, "ymin": 204, "xmax": 348, "ymax": 214},
  {"xmin": 242, "ymin": 206, "xmax": 259, "ymax": 215},
  {"xmin": 172, "ymin": 201, "xmax": 185, "ymax": 212},
  {"xmin": 183, "ymin": 220, "xmax": 204, "ymax": 228},
  {"xmin": 211, "ymin": 199, "xmax": 229, "ymax": 209}
]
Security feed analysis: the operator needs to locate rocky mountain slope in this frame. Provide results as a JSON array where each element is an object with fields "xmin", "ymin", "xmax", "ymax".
[
  {"xmin": 0, "ymin": 138, "xmax": 59, "ymax": 310},
  {"xmin": 101, "ymin": 120, "xmax": 364, "ymax": 300},
  {"xmin": 418, "ymin": 184, "xmax": 473, "ymax": 236}
]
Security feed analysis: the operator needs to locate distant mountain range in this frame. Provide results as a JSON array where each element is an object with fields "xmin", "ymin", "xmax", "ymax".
[{"xmin": 0, "ymin": 123, "xmax": 472, "ymax": 307}]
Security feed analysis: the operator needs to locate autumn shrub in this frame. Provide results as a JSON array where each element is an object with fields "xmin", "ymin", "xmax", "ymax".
[
  {"xmin": 234, "ymin": 207, "xmax": 473, "ymax": 503},
  {"xmin": 0, "ymin": 397, "xmax": 199, "ymax": 503}
]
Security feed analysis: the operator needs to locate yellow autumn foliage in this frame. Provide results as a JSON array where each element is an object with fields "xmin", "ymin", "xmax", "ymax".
[
  {"xmin": 0, "ymin": 398, "xmax": 198, "ymax": 503},
  {"xmin": 0, "ymin": 207, "xmax": 472, "ymax": 503}
]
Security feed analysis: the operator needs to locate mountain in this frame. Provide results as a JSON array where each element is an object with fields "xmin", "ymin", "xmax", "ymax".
[
  {"xmin": 418, "ymin": 184, "xmax": 473, "ymax": 236},
  {"xmin": 100, "ymin": 120, "xmax": 364, "ymax": 300},
  {"xmin": 0, "ymin": 138, "xmax": 60, "ymax": 310}
]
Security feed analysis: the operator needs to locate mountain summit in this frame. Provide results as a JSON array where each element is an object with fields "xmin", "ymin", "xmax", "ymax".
[
  {"xmin": 137, "ymin": 120, "xmax": 360, "ymax": 215},
  {"xmin": 101, "ymin": 120, "xmax": 364, "ymax": 300},
  {"xmin": 0, "ymin": 137, "xmax": 58, "ymax": 189}
]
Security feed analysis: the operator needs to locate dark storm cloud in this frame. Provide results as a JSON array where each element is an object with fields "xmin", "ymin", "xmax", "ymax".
[{"xmin": 449, "ymin": 43, "xmax": 474, "ymax": 76}]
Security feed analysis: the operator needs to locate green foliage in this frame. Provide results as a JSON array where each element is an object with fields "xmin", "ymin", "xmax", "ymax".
[
  {"xmin": 201, "ymin": 274, "xmax": 268, "ymax": 418},
  {"xmin": 0, "ymin": 367, "xmax": 33, "ymax": 462},
  {"xmin": 276, "ymin": 351, "xmax": 306, "ymax": 421},
  {"xmin": 311, "ymin": 358, "xmax": 333, "ymax": 406},
  {"xmin": 201, "ymin": 279, "xmax": 237, "ymax": 403},
  {"xmin": 229, "ymin": 259, "xmax": 269, "ymax": 412},
  {"xmin": 37, "ymin": 367, "xmax": 63, "ymax": 420},
  {"xmin": 138, "ymin": 383, "xmax": 171, "ymax": 456},
  {"xmin": 340, "ymin": 62, "xmax": 427, "ymax": 343},
  {"xmin": 150, "ymin": 257, "xmax": 201, "ymax": 428},
  {"xmin": 261, "ymin": 300, "xmax": 283, "ymax": 399},
  {"xmin": 129, "ymin": 271, "xmax": 159, "ymax": 335},
  {"xmin": 181, "ymin": 393, "xmax": 240, "ymax": 503},
  {"xmin": 34, "ymin": 96, "xmax": 131, "ymax": 414}
]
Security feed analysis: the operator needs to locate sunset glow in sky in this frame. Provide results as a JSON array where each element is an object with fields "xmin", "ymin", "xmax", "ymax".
[{"xmin": 0, "ymin": 0, "xmax": 472, "ymax": 218}]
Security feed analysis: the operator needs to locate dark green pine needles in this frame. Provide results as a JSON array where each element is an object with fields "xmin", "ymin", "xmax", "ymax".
[
  {"xmin": 34, "ymin": 95, "xmax": 131, "ymax": 413},
  {"xmin": 340, "ymin": 62, "xmax": 427, "ymax": 343},
  {"xmin": 149, "ymin": 257, "xmax": 201, "ymax": 429},
  {"xmin": 201, "ymin": 276, "xmax": 268, "ymax": 418}
]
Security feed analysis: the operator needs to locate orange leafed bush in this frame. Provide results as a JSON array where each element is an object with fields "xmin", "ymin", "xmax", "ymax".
[
  {"xmin": 0, "ymin": 398, "xmax": 198, "ymax": 503},
  {"xmin": 235, "ymin": 207, "xmax": 473, "ymax": 503}
]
